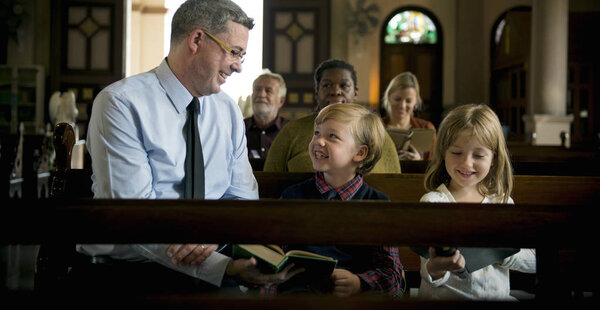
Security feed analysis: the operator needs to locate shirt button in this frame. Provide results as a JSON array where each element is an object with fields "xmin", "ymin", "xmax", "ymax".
[
  {"xmin": 261, "ymin": 131, "xmax": 266, "ymax": 135},
  {"xmin": 261, "ymin": 147, "xmax": 265, "ymax": 152}
]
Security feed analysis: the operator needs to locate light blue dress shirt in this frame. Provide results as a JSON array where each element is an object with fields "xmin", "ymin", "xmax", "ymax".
[
  {"xmin": 87, "ymin": 59, "xmax": 258, "ymax": 200},
  {"xmin": 80, "ymin": 59, "xmax": 259, "ymax": 287}
]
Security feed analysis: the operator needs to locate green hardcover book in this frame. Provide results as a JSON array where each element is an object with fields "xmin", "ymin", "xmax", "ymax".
[{"xmin": 232, "ymin": 244, "xmax": 338, "ymax": 275}]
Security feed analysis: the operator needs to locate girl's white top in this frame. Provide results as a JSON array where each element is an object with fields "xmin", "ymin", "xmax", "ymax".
[{"xmin": 418, "ymin": 184, "xmax": 536, "ymax": 300}]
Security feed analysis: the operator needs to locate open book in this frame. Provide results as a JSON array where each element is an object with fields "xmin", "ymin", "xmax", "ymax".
[
  {"xmin": 411, "ymin": 246, "xmax": 519, "ymax": 277},
  {"xmin": 387, "ymin": 128, "xmax": 435, "ymax": 152},
  {"xmin": 232, "ymin": 244, "xmax": 338, "ymax": 274}
]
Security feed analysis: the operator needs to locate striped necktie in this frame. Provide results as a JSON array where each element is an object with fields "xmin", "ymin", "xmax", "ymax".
[{"xmin": 184, "ymin": 97, "xmax": 205, "ymax": 199}]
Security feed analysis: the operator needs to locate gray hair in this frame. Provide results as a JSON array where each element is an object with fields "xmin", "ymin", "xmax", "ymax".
[
  {"xmin": 171, "ymin": 0, "xmax": 255, "ymax": 45},
  {"xmin": 254, "ymin": 69, "xmax": 287, "ymax": 98}
]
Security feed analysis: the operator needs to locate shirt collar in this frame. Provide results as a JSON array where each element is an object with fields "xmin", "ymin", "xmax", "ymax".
[
  {"xmin": 314, "ymin": 171, "xmax": 363, "ymax": 200},
  {"xmin": 155, "ymin": 57, "xmax": 194, "ymax": 114}
]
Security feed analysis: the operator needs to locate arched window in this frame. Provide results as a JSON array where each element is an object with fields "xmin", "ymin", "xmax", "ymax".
[
  {"xmin": 380, "ymin": 7, "xmax": 443, "ymax": 126},
  {"xmin": 384, "ymin": 10, "xmax": 438, "ymax": 45}
]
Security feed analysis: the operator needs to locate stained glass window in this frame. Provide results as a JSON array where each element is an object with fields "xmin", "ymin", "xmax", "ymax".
[{"xmin": 385, "ymin": 10, "xmax": 437, "ymax": 44}]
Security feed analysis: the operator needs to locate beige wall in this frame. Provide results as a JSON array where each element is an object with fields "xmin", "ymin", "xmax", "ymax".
[
  {"xmin": 7, "ymin": 0, "xmax": 594, "ymax": 111},
  {"xmin": 330, "ymin": 0, "xmax": 457, "ymax": 110},
  {"xmin": 128, "ymin": 0, "xmax": 169, "ymax": 76},
  {"xmin": 329, "ymin": 0, "xmax": 536, "ymax": 114}
]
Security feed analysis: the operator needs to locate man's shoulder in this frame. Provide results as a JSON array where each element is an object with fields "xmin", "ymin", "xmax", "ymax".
[
  {"xmin": 280, "ymin": 113, "xmax": 316, "ymax": 131},
  {"xmin": 277, "ymin": 115, "xmax": 291, "ymax": 128},
  {"xmin": 100, "ymin": 70, "xmax": 160, "ymax": 97},
  {"xmin": 206, "ymin": 91, "xmax": 236, "ymax": 104}
]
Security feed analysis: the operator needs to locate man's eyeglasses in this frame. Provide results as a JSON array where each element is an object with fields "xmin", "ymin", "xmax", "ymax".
[{"xmin": 203, "ymin": 30, "xmax": 245, "ymax": 63}]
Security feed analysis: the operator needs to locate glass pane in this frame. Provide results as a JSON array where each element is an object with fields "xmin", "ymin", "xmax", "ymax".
[
  {"xmin": 511, "ymin": 73, "xmax": 517, "ymax": 100},
  {"xmin": 568, "ymin": 67, "xmax": 574, "ymax": 83},
  {"xmin": 519, "ymin": 71, "xmax": 526, "ymax": 98},
  {"xmin": 91, "ymin": 30, "xmax": 110, "ymax": 70},
  {"xmin": 567, "ymin": 89, "xmax": 573, "ymax": 113},
  {"xmin": 494, "ymin": 19, "xmax": 506, "ymax": 45},
  {"xmin": 92, "ymin": 7, "xmax": 111, "ymax": 26},
  {"xmin": 385, "ymin": 10, "xmax": 437, "ymax": 44},
  {"xmin": 68, "ymin": 30, "xmax": 86, "ymax": 69},
  {"xmin": 68, "ymin": 6, "xmax": 87, "ymax": 25},
  {"xmin": 510, "ymin": 107, "xmax": 517, "ymax": 132},
  {"xmin": 274, "ymin": 34, "xmax": 291, "ymax": 73},
  {"xmin": 296, "ymin": 35, "xmax": 314, "ymax": 73},
  {"xmin": 519, "ymin": 107, "xmax": 525, "ymax": 134},
  {"xmin": 297, "ymin": 12, "xmax": 315, "ymax": 30},
  {"xmin": 275, "ymin": 12, "xmax": 292, "ymax": 30},
  {"xmin": 580, "ymin": 66, "xmax": 590, "ymax": 84},
  {"xmin": 580, "ymin": 90, "xmax": 589, "ymax": 111}
]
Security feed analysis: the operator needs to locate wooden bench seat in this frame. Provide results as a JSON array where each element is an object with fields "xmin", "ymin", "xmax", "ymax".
[
  {"xmin": 17, "ymin": 123, "xmax": 593, "ymax": 303},
  {"xmin": 3, "ymin": 198, "xmax": 594, "ymax": 302}
]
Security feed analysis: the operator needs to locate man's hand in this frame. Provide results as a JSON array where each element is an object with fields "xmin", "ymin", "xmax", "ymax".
[
  {"xmin": 331, "ymin": 269, "xmax": 361, "ymax": 297},
  {"xmin": 226, "ymin": 257, "xmax": 305, "ymax": 286},
  {"xmin": 167, "ymin": 244, "xmax": 218, "ymax": 266}
]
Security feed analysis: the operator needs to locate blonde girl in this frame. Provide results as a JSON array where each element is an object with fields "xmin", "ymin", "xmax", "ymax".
[
  {"xmin": 423, "ymin": 103, "xmax": 512, "ymax": 203},
  {"xmin": 418, "ymin": 104, "xmax": 535, "ymax": 300}
]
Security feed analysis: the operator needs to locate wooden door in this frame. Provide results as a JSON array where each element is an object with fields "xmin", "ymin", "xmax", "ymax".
[
  {"xmin": 490, "ymin": 8, "xmax": 531, "ymax": 142},
  {"xmin": 380, "ymin": 44, "xmax": 442, "ymax": 126},
  {"xmin": 379, "ymin": 8, "xmax": 443, "ymax": 127},
  {"xmin": 50, "ymin": 0, "xmax": 126, "ymax": 140},
  {"xmin": 263, "ymin": 0, "xmax": 330, "ymax": 117}
]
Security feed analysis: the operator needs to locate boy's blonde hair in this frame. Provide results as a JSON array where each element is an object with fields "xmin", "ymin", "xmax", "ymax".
[
  {"xmin": 381, "ymin": 72, "xmax": 422, "ymax": 115},
  {"xmin": 315, "ymin": 103, "xmax": 385, "ymax": 175},
  {"xmin": 424, "ymin": 104, "xmax": 513, "ymax": 202}
]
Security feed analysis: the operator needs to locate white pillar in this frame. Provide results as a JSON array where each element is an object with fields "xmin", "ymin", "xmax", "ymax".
[{"xmin": 524, "ymin": 0, "xmax": 573, "ymax": 146}]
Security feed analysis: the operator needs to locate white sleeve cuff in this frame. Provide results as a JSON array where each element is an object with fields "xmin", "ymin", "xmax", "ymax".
[{"xmin": 421, "ymin": 260, "xmax": 451, "ymax": 287}]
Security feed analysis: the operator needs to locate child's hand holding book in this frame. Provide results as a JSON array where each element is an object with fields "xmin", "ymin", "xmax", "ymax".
[{"xmin": 425, "ymin": 247, "xmax": 466, "ymax": 280}]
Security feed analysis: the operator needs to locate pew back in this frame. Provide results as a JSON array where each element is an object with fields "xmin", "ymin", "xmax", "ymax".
[{"xmin": 256, "ymin": 172, "xmax": 600, "ymax": 205}]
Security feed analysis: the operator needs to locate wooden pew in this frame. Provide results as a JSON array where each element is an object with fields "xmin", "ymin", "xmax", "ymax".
[
  {"xmin": 256, "ymin": 171, "xmax": 600, "ymax": 205},
  {"xmin": 400, "ymin": 158, "xmax": 600, "ymax": 176},
  {"xmin": 254, "ymin": 171, "xmax": 600, "ymax": 290},
  {"xmin": 25, "ymin": 123, "xmax": 595, "ymax": 303},
  {"xmin": 42, "ymin": 123, "xmax": 600, "ymax": 295},
  {"xmin": 2, "ymin": 199, "xmax": 595, "ymax": 306}
]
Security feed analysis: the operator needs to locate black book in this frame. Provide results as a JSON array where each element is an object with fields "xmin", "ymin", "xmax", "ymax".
[{"xmin": 411, "ymin": 247, "xmax": 520, "ymax": 277}]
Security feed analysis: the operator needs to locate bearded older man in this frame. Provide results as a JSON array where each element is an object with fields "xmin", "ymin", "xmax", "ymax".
[{"xmin": 244, "ymin": 70, "xmax": 289, "ymax": 165}]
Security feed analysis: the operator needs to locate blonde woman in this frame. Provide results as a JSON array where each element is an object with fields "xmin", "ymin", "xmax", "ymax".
[{"xmin": 382, "ymin": 72, "xmax": 436, "ymax": 160}]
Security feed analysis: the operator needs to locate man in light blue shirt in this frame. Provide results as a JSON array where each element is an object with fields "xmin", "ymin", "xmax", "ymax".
[{"xmin": 77, "ymin": 0, "xmax": 301, "ymax": 293}]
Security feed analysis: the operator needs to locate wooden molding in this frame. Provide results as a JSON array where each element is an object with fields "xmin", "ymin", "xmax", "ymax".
[{"xmin": 131, "ymin": 4, "xmax": 168, "ymax": 14}]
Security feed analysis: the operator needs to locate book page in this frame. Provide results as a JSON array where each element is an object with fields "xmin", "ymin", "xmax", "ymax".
[
  {"xmin": 265, "ymin": 244, "xmax": 285, "ymax": 256},
  {"xmin": 387, "ymin": 129, "xmax": 412, "ymax": 151},
  {"xmin": 238, "ymin": 244, "xmax": 285, "ymax": 266},
  {"xmin": 409, "ymin": 128, "xmax": 435, "ymax": 152},
  {"xmin": 285, "ymin": 250, "xmax": 336, "ymax": 261}
]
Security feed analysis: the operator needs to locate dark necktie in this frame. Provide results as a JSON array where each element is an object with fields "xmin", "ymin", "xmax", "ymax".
[{"xmin": 184, "ymin": 97, "xmax": 205, "ymax": 199}]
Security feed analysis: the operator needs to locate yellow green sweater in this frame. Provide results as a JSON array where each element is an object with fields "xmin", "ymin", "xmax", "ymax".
[{"xmin": 263, "ymin": 113, "xmax": 401, "ymax": 173}]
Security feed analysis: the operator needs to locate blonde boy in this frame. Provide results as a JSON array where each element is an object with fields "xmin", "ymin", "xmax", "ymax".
[{"xmin": 276, "ymin": 103, "xmax": 405, "ymax": 297}]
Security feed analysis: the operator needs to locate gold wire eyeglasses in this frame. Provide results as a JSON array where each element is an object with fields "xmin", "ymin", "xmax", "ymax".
[{"xmin": 203, "ymin": 30, "xmax": 246, "ymax": 63}]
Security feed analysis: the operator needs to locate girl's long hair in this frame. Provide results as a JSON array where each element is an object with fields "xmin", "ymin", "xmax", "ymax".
[{"xmin": 424, "ymin": 104, "xmax": 513, "ymax": 202}]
